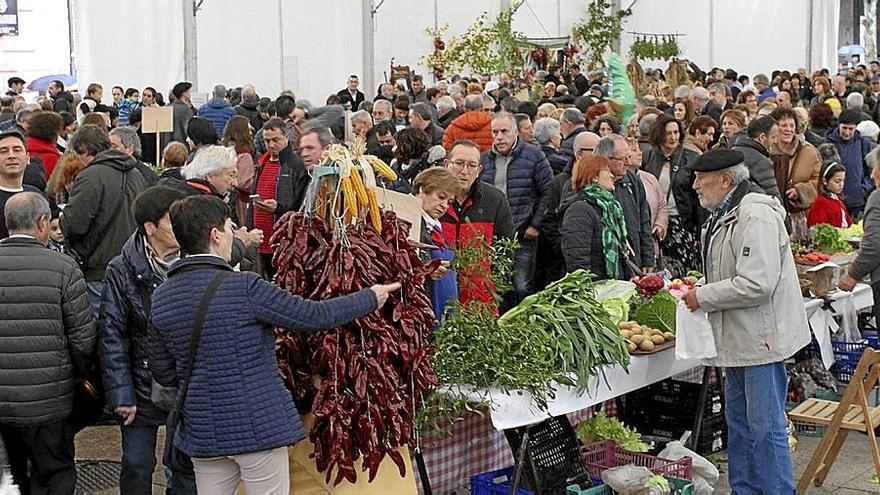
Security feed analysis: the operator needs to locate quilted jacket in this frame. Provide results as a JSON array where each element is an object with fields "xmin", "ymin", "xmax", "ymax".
[
  {"xmin": 0, "ymin": 237, "xmax": 96, "ymax": 426},
  {"xmin": 479, "ymin": 138, "xmax": 554, "ymax": 235},
  {"xmin": 148, "ymin": 256, "xmax": 378, "ymax": 457}
]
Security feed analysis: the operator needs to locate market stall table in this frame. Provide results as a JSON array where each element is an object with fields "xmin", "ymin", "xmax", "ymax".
[
  {"xmin": 414, "ymin": 349, "xmax": 700, "ymax": 493},
  {"xmin": 805, "ymin": 283, "xmax": 875, "ymax": 369}
]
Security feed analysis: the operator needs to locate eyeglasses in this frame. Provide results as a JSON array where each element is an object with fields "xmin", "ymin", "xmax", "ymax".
[
  {"xmin": 449, "ymin": 159, "xmax": 481, "ymax": 170},
  {"xmin": 576, "ymin": 147, "xmax": 594, "ymax": 154}
]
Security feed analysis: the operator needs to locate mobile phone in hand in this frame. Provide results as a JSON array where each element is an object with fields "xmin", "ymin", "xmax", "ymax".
[{"xmin": 249, "ymin": 194, "xmax": 261, "ymax": 201}]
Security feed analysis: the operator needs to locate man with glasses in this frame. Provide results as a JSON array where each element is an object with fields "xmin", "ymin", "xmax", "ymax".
[
  {"xmin": 594, "ymin": 135, "xmax": 655, "ymax": 274},
  {"xmin": 479, "ymin": 113, "xmax": 554, "ymax": 307},
  {"xmin": 537, "ymin": 131, "xmax": 600, "ymax": 287},
  {"xmin": 440, "ymin": 140, "xmax": 514, "ymax": 306}
]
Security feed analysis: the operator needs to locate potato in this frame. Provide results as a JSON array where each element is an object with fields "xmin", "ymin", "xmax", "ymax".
[
  {"xmin": 640, "ymin": 325, "xmax": 652, "ymax": 333},
  {"xmin": 620, "ymin": 329, "xmax": 634, "ymax": 339},
  {"xmin": 628, "ymin": 341, "xmax": 638, "ymax": 352},
  {"xmin": 651, "ymin": 329, "xmax": 663, "ymax": 337},
  {"xmin": 651, "ymin": 335, "xmax": 665, "ymax": 345},
  {"xmin": 631, "ymin": 334, "xmax": 646, "ymax": 345},
  {"xmin": 663, "ymin": 332, "xmax": 675, "ymax": 341},
  {"xmin": 640, "ymin": 339, "xmax": 655, "ymax": 351}
]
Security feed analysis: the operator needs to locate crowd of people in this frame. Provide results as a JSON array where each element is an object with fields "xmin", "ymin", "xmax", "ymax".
[{"xmin": 0, "ymin": 57, "xmax": 879, "ymax": 494}]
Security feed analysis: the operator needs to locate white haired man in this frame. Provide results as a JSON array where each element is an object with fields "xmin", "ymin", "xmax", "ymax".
[{"xmin": 683, "ymin": 148, "xmax": 809, "ymax": 493}]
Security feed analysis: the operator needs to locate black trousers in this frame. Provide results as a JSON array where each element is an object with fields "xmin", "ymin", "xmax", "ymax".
[{"xmin": 0, "ymin": 420, "xmax": 76, "ymax": 495}]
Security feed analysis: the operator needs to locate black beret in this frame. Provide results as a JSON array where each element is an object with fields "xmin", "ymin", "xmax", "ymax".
[
  {"xmin": 687, "ymin": 148, "xmax": 745, "ymax": 172},
  {"xmin": 172, "ymin": 82, "xmax": 192, "ymax": 99}
]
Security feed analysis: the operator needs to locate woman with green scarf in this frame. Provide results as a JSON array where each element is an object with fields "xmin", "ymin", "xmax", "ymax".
[{"xmin": 559, "ymin": 154, "xmax": 629, "ymax": 279}]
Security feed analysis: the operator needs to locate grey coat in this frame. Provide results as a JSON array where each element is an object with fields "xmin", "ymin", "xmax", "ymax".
[
  {"xmin": 0, "ymin": 237, "xmax": 96, "ymax": 426},
  {"xmin": 695, "ymin": 188, "xmax": 810, "ymax": 367},
  {"xmin": 849, "ymin": 189, "xmax": 880, "ymax": 284}
]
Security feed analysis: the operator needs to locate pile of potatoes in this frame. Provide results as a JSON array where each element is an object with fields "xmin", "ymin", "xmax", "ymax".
[{"xmin": 617, "ymin": 321, "xmax": 675, "ymax": 353}]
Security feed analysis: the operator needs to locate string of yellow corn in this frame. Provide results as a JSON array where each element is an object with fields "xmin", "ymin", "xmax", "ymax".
[
  {"xmin": 349, "ymin": 166, "xmax": 370, "ymax": 206},
  {"xmin": 367, "ymin": 189, "xmax": 382, "ymax": 232},
  {"xmin": 368, "ymin": 156, "xmax": 397, "ymax": 181},
  {"xmin": 340, "ymin": 177, "xmax": 358, "ymax": 220}
]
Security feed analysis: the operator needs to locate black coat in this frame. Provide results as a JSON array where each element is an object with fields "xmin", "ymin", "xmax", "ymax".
[
  {"xmin": 0, "ymin": 237, "xmax": 96, "ymax": 426},
  {"xmin": 642, "ymin": 145, "xmax": 707, "ymax": 236},
  {"xmin": 541, "ymin": 145, "xmax": 569, "ymax": 175},
  {"xmin": 59, "ymin": 149, "xmax": 150, "ymax": 281},
  {"xmin": 613, "ymin": 170, "xmax": 655, "ymax": 268},
  {"xmin": 559, "ymin": 189, "xmax": 623, "ymax": 279},
  {"xmin": 235, "ymin": 99, "xmax": 263, "ymax": 132},
  {"xmin": 99, "ymin": 233, "xmax": 168, "ymax": 423},
  {"xmin": 250, "ymin": 143, "xmax": 310, "ymax": 227},
  {"xmin": 438, "ymin": 109, "xmax": 460, "ymax": 129},
  {"xmin": 731, "ymin": 138, "xmax": 782, "ymax": 199}
]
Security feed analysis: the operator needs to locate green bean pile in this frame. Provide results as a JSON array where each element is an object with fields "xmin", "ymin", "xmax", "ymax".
[{"xmin": 499, "ymin": 269, "xmax": 631, "ymax": 391}]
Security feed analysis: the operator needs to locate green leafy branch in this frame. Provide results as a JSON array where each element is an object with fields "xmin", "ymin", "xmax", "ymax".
[{"xmin": 572, "ymin": 0, "xmax": 634, "ymax": 69}]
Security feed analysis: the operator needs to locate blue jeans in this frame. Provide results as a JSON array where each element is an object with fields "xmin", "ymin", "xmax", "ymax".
[
  {"xmin": 120, "ymin": 425, "xmax": 197, "ymax": 495},
  {"xmin": 512, "ymin": 237, "xmax": 537, "ymax": 300},
  {"xmin": 86, "ymin": 280, "xmax": 104, "ymax": 319},
  {"xmin": 725, "ymin": 362, "xmax": 795, "ymax": 494}
]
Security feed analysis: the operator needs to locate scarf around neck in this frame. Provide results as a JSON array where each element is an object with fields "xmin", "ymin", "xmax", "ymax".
[{"xmin": 582, "ymin": 184, "xmax": 627, "ymax": 278}]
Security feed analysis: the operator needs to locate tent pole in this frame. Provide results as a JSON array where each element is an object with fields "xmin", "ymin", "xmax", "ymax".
[
  {"xmin": 362, "ymin": 0, "xmax": 375, "ymax": 101},
  {"xmin": 807, "ymin": 0, "xmax": 814, "ymax": 73},
  {"xmin": 278, "ymin": 0, "xmax": 285, "ymax": 90},
  {"xmin": 708, "ymin": 0, "xmax": 714, "ymax": 68},
  {"xmin": 183, "ymin": 0, "xmax": 199, "ymax": 90}
]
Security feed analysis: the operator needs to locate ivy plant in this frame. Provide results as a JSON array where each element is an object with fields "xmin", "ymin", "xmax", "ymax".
[{"xmin": 572, "ymin": 0, "xmax": 634, "ymax": 69}]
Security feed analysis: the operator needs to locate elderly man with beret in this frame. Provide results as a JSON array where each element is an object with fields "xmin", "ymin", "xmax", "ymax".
[{"xmin": 682, "ymin": 148, "xmax": 810, "ymax": 493}]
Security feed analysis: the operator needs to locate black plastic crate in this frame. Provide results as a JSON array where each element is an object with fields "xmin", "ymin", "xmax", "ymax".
[
  {"xmin": 694, "ymin": 414, "xmax": 727, "ymax": 455},
  {"xmin": 503, "ymin": 415, "xmax": 590, "ymax": 495},
  {"xmin": 621, "ymin": 379, "xmax": 724, "ymax": 428}
]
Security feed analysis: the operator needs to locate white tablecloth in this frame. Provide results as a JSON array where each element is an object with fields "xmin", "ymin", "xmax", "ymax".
[
  {"xmin": 444, "ymin": 349, "xmax": 700, "ymax": 430},
  {"xmin": 804, "ymin": 284, "xmax": 875, "ymax": 369}
]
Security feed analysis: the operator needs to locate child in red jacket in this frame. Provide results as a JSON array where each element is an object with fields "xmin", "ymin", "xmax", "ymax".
[{"xmin": 808, "ymin": 162, "xmax": 853, "ymax": 227}]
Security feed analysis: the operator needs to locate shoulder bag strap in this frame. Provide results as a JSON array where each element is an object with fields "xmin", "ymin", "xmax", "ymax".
[{"xmin": 173, "ymin": 271, "xmax": 230, "ymax": 416}]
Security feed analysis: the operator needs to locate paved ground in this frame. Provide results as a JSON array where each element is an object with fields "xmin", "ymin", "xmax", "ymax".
[{"xmin": 74, "ymin": 426, "xmax": 879, "ymax": 494}]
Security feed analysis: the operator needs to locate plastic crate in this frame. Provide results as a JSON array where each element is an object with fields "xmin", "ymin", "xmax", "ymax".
[
  {"xmin": 693, "ymin": 414, "xmax": 727, "ymax": 455},
  {"xmin": 624, "ymin": 380, "xmax": 723, "ymax": 418},
  {"xmin": 830, "ymin": 340, "xmax": 871, "ymax": 383},
  {"xmin": 581, "ymin": 441, "xmax": 693, "ymax": 481},
  {"xmin": 503, "ymin": 415, "xmax": 590, "ymax": 494},
  {"xmin": 794, "ymin": 337, "xmax": 821, "ymax": 361},
  {"xmin": 785, "ymin": 401, "xmax": 827, "ymax": 437},
  {"xmin": 566, "ymin": 477, "xmax": 694, "ymax": 495},
  {"xmin": 470, "ymin": 467, "xmax": 533, "ymax": 495}
]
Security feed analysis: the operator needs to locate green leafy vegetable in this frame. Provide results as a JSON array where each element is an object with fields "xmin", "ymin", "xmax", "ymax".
[
  {"xmin": 595, "ymin": 280, "xmax": 637, "ymax": 324},
  {"xmin": 500, "ymin": 270, "xmax": 631, "ymax": 391},
  {"xmin": 813, "ymin": 223, "xmax": 853, "ymax": 254},
  {"xmin": 634, "ymin": 290, "xmax": 677, "ymax": 333},
  {"xmin": 645, "ymin": 475, "xmax": 671, "ymax": 491},
  {"xmin": 576, "ymin": 412, "xmax": 654, "ymax": 452}
]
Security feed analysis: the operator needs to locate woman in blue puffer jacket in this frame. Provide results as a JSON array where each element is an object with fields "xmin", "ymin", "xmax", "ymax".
[{"xmin": 149, "ymin": 195, "xmax": 399, "ymax": 494}]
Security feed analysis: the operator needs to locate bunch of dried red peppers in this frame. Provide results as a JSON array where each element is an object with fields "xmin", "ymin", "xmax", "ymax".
[{"xmin": 271, "ymin": 210, "xmax": 439, "ymax": 485}]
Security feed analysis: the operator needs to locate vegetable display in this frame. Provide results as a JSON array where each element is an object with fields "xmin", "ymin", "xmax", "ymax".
[
  {"xmin": 499, "ymin": 269, "xmax": 631, "ymax": 390},
  {"xmin": 632, "ymin": 290, "xmax": 677, "ymax": 333},
  {"xmin": 617, "ymin": 321, "xmax": 675, "ymax": 353},
  {"xmin": 813, "ymin": 223, "xmax": 853, "ymax": 254},
  {"xmin": 576, "ymin": 411, "xmax": 653, "ymax": 453},
  {"xmin": 271, "ymin": 145, "xmax": 439, "ymax": 485}
]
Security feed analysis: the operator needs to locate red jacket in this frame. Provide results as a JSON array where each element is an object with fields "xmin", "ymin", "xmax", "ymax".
[
  {"xmin": 440, "ymin": 181, "xmax": 514, "ymax": 307},
  {"xmin": 27, "ymin": 136, "xmax": 61, "ymax": 179},
  {"xmin": 442, "ymin": 111, "xmax": 493, "ymax": 152},
  {"xmin": 807, "ymin": 192, "xmax": 853, "ymax": 228}
]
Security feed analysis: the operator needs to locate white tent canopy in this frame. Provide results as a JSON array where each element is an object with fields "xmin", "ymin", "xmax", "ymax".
[{"xmin": 68, "ymin": 0, "xmax": 840, "ymax": 104}]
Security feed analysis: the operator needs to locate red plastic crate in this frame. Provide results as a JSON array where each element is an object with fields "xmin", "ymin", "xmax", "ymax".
[{"xmin": 581, "ymin": 441, "xmax": 693, "ymax": 480}]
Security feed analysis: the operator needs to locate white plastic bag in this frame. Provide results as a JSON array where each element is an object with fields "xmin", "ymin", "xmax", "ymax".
[
  {"xmin": 675, "ymin": 301, "xmax": 717, "ymax": 360},
  {"xmin": 658, "ymin": 441, "xmax": 719, "ymax": 495}
]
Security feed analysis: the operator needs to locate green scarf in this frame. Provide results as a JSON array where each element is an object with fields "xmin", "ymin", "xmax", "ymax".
[{"xmin": 582, "ymin": 184, "xmax": 628, "ymax": 278}]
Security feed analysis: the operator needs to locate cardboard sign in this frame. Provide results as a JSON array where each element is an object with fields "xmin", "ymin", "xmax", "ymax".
[
  {"xmin": 189, "ymin": 92, "xmax": 210, "ymax": 110},
  {"xmin": 141, "ymin": 106, "xmax": 173, "ymax": 134},
  {"xmin": 374, "ymin": 187, "xmax": 423, "ymax": 242}
]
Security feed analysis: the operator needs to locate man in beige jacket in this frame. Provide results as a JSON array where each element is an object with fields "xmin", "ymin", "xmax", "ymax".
[{"xmin": 683, "ymin": 148, "xmax": 810, "ymax": 494}]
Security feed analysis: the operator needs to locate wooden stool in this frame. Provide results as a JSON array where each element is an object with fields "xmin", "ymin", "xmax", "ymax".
[{"xmin": 789, "ymin": 348, "xmax": 880, "ymax": 493}]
